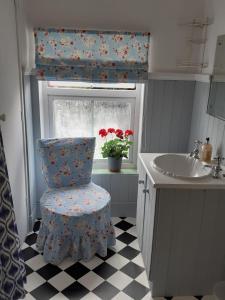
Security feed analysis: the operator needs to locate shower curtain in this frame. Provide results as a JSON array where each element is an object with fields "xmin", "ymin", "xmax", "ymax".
[{"xmin": 0, "ymin": 127, "xmax": 26, "ymax": 299}]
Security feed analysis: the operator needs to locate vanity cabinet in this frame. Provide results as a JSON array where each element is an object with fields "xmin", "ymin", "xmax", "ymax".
[
  {"xmin": 136, "ymin": 161, "xmax": 156, "ymax": 276},
  {"xmin": 137, "ymin": 154, "xmax": 225, "ymax": 297},
  {"xmin": 136, "ymin": 162, "xmax": 147, "ymax": 249},
  {"xmin": 141, "ymin": 176, "xmax": 156, "ymax": 277}
]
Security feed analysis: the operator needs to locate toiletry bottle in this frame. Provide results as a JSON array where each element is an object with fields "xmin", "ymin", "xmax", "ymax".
[{"xmin": 200, "ymin": 137, "xmax": 212, "ymax": 163}]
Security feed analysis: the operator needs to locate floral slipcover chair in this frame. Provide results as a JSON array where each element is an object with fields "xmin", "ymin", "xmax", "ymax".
[{"xmin": 36, "ymin": 137, "xmax": 115, "ymax": 264}]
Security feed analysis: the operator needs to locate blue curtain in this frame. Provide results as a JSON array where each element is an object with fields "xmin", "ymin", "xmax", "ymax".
[
  {"xmin": 33, "ymin": 28, "xmax": 150, "ymax": 82},
  {"xmin": 0, "ymin": 127, "xmax": 26, "ymax": 299}
]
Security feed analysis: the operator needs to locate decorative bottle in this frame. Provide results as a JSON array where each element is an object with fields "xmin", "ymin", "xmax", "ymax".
[{"xmin": 200, "ymin": 137, "xmax": 212, "ymax": 163}]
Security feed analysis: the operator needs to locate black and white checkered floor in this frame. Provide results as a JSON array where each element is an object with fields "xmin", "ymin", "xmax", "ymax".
[{"xmin": 22, "ymin": 218, "xmax": 216, "ymax": 300}]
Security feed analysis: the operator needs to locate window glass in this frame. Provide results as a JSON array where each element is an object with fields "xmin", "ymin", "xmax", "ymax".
[
  {"xmin": 52, "ymin": 98, "xmax": 131, "ymax": 159},
  {"xmin": 93, "ymin": 101, "xmax": 131, "ymax": 158}
]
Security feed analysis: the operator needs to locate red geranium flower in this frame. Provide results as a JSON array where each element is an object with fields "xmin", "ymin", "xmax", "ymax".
[
  {"xmin": 115, "ymin": 129, "xmax": 123, "ymax": 139},
  {"xmin": 115, "ymin": 129, "xmax": 123, "ymax": 135},
  {"xmin": 99, "ymin": 129, "xmax": 108, "ymax": 137},
  {"xmin": 108, "ymin": 128, "xmax": 115, "ymax": 133},
  {"xmin": 125, "ymin": 129, "xmax": 134, "ymax": 137}
]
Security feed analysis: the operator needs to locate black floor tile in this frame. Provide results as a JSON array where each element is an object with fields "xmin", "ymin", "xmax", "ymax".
[
  {"xmin": 115, "ymin": 220, "xmax": 133, "ymax": 231},
  {"xmin": 119, "ymin": 246, "xmax": 140, "ymax": 260},
  {"xmin": 62, "ymin": 282, "xmax": 89, "ymax": 299},
  {"xmin": 30, "ymin": 282, "xmax": 58, "ymax": 300},
  {"xmin": 36, "ymin": 264, "xmax": 62, "ymax": 280},
  {"xmin": 25, "ymin": 264, "xmax": 33, "ymax": 276},
  {"xmin": 123, "ymin": 280, "xmax": 149, "ymax": 300},
  {"xmin": 96, "ymin": 248, "xmax": 116, "ymax": 260},
  {"xmin": 33, "ymin": 220, "xmax": 41, "ymax": 232},
  {"xmin": 93, "ymin": 262, "xmax": 117, "ymax": 279},
  {"xmin": 93, "ymin": 281, "xmax": 119, "ymax": 299},
  {"xmin": 117, "ymin": 232, "xmax": 136, "ymax": 244},
  {"xmin": 64, "ymin": 262, "xmax": 89, "ymax": 280},
  {"xmin": 21, "ymin": 247, "xmax": 39, "ymax": 261},
  {"xmin": 121, "ymin": 262, "xmax": 144, "ymax": 279},
  {"xmin": 25, "ymin": 233, "xmax": 38, "ymax": 246}
]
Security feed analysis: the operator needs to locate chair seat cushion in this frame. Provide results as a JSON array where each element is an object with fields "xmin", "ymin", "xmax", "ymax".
[
  {"xmin": 36, "ymin": 183, "xmax": 116, "ymax": 264},
  {"xmin": 40, "ymin": 182, "xmax": 111, "ymax": 217}
]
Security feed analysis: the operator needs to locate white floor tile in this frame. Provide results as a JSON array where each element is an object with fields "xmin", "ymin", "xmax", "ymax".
[
  {"xmin": 129, "ymin": 239, "xmax": 140, "ymax": 251},
  {"xmin": 126, "ymin": 225, "xmax": 137, "ymax": 237},
  {"xmin": 57, "ymin": 257, "xmax": 75, "ymax": 270},
  {"xmin": 107, "ymin": 271, "xmax": 133, "ymax": 290},
  {"xmin": 81, "ymin": 292, "xmax": 102, "ymax": 299},
  {"xmin": 78, "ymin": 271, "xmax": 104, "ymax": 291},
  {"xmin": 132, "ymin": 253, "xmax": 145, "ymax": 268},
  {"xmin": 21, "ymin": 242, "xmax": 29, "ymax": 250},
  {"xmin": 24, "ymin": 293, "xmax": 36, "ymax": 300},
  {"xmin": 114, "ymin": 227, "xmax": 124, "ymax": 237},
  {"xmin": 31, "ymin": 244, "xmax": 38, "ymax": 251},
  {"xmin": 142, "ymin": 292, "xmax": 154, "ymax": 299},
  {"xmin": 135, "ymin": 271, "xmax": 150, "ymax": 288},
  {"xmin": 48, "ymin": 271, "xmax": 74, "ymax": 291},
  {"xmin": 80, "ymin": 256, "xmax": 104, "ymax": 270},
  {"xmin": 112, "ymin": 217, "xmax": 122, "ymax": 225},
  {"xmin": 109, "ymin": 240, "xmax": 127, "ymax": 252},
  {"xmin": 112, "ymin": 291, "xmax": 134, "ymax": 300},
  {"xmin": 25, "ymin": 254, "xmax": 46, "ymax": 271},
  {"xmin": 24, "ymin": 272, "xmax": 45, "ymax": 292},
  {"xmin": 125, "ymin": 217, "xmax": 136, "ymax": 225},
  {"xmin": 106, "ymin": 253, "xmax": 129, "ymax": 270},
  {"xmin": 50, "ymin": 293, "xmax": 69, "ymax": 299}
]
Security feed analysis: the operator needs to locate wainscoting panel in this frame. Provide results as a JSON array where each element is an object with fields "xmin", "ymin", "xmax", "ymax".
[
  {"xmin": 141, "ymin": 80, "xmax": 195, "ymax": 153},
  {"xmin": 92, "ymin": 173, "xmax": 138, "ymax": 217},
  {"xmin": 188, "ymin": 81, "xmax": 225, "ymax": 157}
]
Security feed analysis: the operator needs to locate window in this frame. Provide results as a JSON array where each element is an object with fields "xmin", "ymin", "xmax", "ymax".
[{"xmin": 39, "ymin": 81, "xmax": 143, "ymax": 168}]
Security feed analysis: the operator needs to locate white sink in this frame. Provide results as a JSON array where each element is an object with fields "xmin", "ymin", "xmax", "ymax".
[{"xmin": 152, "ymin": 154, "xmax": 211, "ymax": 179}]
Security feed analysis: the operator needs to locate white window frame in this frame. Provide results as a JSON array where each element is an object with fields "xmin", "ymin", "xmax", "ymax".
[{"xmin": 38, "ymin": 81, "xmax": 143, "ymax": 169}]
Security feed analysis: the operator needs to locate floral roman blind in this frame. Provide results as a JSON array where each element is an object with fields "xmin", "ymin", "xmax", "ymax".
[{"xmin": 34, "ymin": 28, "xmax": 150, "ymax": 82}]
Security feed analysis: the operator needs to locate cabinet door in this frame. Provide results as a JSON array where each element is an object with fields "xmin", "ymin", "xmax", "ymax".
[
  {"xmin": 142, "ymin": 176, "xmax": 156, "ymax": 278},
  {"xmin": 136, "ymin": 161, "xmax": 147, "ymax": 250}
]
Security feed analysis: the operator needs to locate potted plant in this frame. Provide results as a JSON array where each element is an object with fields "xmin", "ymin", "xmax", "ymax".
[{"xmin": 99, "ymin": 128, "xmax": 134, "ymax": 172}]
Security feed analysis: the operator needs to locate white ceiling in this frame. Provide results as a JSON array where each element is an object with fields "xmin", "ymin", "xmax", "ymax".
[{"xmin": 23, "ymin": 0, "xmax": 205, "ymax": 31}]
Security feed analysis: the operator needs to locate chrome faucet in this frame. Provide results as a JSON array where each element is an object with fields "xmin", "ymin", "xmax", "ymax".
[
  {"xmin": 190, "ymin": 140, "xmax": 202, "ymax": 159},
  {"xmin": 212, "ymin": 156, "xmax": 225, "ymax": 178}
]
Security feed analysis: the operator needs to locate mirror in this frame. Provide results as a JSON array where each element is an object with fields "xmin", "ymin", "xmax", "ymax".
[{"xmin": 207, "ymin": 35, "xmax": 225, "ymax": 121}]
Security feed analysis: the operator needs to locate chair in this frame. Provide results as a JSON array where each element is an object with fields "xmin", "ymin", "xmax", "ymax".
[{"xmin": 36, "ymin": 137, "xmax": 115, "ymax": 264}]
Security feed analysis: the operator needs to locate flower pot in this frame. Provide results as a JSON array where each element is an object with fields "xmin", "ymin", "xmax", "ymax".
[{"xmin": 108, "ymin": 157, "xmax": 122, "ymax": 172}]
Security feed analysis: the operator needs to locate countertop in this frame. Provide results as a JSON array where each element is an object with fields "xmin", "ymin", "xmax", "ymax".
[{"xmin": 139, "ymin": 153, "xmax": 225, "ymax": 189}]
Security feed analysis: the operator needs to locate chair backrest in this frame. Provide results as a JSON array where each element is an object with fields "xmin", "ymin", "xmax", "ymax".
[{"xmin": 38, "ymin": 137, "xmax": 95, "ymax": 188}]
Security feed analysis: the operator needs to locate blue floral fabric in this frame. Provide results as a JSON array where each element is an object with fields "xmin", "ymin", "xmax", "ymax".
[
  {"xmin": 39, "ymin": 137, "xmax": 95, "ymax": 188},
  {"xmin": 34, "ymin": 28, "xmax": 150, "ymax": 82},
  {"xmin": 0, "ymin": 127, "xmax": 26, "ymax": 299},
  {"xmin": 37, "ymin": 137, "xmax": 115, "ymax": 264},
  {"xmin": 36, "ymin": 183, "xmax": 115, "ymax": 264}
]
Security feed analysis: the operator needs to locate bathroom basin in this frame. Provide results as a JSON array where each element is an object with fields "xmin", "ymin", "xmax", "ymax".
[{"xmin": 152, "ymin": 154, "xmax": 211, "ymax": 179}]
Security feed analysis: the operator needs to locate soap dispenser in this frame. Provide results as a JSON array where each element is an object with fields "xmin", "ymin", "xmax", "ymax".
[{"xmin": 200, "ymin": 137, "xmax": 212, "ymax": 163}]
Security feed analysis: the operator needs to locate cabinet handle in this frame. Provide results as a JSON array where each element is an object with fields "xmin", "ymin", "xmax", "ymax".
[
  {"xmin": 138, "ymin": 180, "xmax": 145, "ymax": 185},
  {"xmin": 143, "ymin": 189, "xmax": 149, "ymax": 194}
]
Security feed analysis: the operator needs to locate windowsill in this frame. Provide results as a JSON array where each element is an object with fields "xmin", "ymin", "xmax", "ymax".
[{"xmin": 92, "ymin": 168, "xmax": 138, "ymax": 175}]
